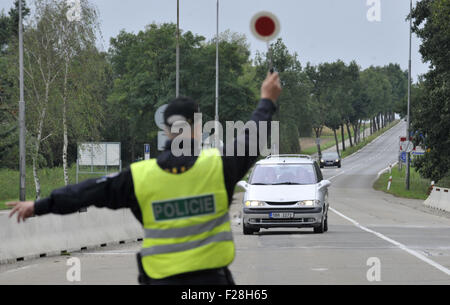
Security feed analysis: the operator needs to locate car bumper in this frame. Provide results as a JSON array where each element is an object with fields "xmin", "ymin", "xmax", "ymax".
[{"xmin": 243, "ymin": 207, "xmax": 324, "ymax": 228}]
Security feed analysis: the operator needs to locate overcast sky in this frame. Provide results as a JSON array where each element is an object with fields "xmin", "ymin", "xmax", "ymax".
[{"xmin": 1, "ymin": 0, "xmax": 427, "ymax": 80}]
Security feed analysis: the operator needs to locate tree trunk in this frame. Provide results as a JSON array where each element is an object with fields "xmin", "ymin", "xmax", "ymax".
[
  {"xmin": 62, "ymin": 61, "xmax": 69, "ymax": 186},
  {"xmin": 33, "ymin": 104, "xmax": 47, "ymax": 200},
  {"xmin": 359, "ymin": 120, "xmax": 363, "ymax": 142},
  {"xmin": 333, "ymin": 128, "xmax": 340, "ymax": 156},
  {"xmin": 314, "ymin": 127, "xmax": 322, "ymax": 158},
  {"xmin": 341, "ymin": 124, "xmax": 346, "ymax": 151},
  {"xmin": 346, "ymin": 122, "xmax": 353, "ymax": 147},
  {"xmin": 353, "ymin": 124, "xmax": 358, "ymax": 145},
  {"xmin": 363, "ymin": 121, "xmax": 366, "ymax": 139}
]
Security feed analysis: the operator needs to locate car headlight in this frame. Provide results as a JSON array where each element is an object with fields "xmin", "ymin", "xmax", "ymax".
[
  {"xmin": 336, "ymin": 159, "xmax": 339, "ymax": 162},
  {"xmin": 320, "ymin": 159, "xmax": 324, "ymax": 163},
  {"xmin": 245, "ymin": 200, "xmax": 265, "ymax": 207},
  {"xmin": 297, "ymin": 200, "xmax": 320, "ymax": 207}
]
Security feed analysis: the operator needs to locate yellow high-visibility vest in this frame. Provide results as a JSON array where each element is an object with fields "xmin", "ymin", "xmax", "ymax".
[{"xmin": 130, "ymin": 148, "xmax": 235, "ymax": 279}]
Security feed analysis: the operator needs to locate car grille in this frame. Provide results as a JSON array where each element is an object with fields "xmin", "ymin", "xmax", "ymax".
[{"xmin": 265, "ymin": 201, "xmax": 297, "ymax": 206}]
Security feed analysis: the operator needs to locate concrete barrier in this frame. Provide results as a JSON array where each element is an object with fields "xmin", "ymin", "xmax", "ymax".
[
  {"xmin": 0, "ymin": 208, "xmax": 143, "ymax": 264},
  {"xmin": 423, "ymin": 186, "xmax": 450, "ymax": 213}
]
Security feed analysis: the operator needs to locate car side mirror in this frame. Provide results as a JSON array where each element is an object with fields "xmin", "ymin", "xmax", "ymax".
[
  {"xmin": 237, "ymin": 180, "xmax": 249, "ymax": 191},
  {"xmin": 318, "ymin": 180, "xmax": 331, "ymax": 189}
]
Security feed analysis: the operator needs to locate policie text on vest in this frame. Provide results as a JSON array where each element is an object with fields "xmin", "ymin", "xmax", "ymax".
[{"xmin": 152, "ymin": 194, "xmax": 216, "ymax": 221}]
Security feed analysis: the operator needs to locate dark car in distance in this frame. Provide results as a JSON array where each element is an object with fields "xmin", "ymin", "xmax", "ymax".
[{"xmin": 320, "ymin": 152, "xmax": 341, "ymax": 168}]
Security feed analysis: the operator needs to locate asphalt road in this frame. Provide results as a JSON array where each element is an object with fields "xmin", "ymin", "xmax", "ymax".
[{"xmin": 1, "ymin": 121, "xmax": 449, "ymax": 285}]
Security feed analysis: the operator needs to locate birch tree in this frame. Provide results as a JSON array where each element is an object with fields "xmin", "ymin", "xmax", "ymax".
[
  {"xmin": 52, "ymin": 0, "xmax": 100, "ymax": 185},
  {"xmin": 21, "ymin": 0, "xmax": 63, "ymax": 198}
]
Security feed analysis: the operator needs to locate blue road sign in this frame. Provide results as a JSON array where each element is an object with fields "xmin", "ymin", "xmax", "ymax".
[{"xmin": 400, "ymin": 152, "xmax": 407, "ymax": 163}]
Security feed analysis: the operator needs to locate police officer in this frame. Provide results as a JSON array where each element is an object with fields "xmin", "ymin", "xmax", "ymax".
[{"xmin": 7, "ymin": 72, "xmax": 281, "ymax": 285}]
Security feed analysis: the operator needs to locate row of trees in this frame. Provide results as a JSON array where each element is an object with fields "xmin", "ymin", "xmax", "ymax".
[
  {"xmin": 0, "ymin": 0, "xmax": 409, "ymax": 197},
  {"xmin": 409, "ymin": 0, "xmax": 450, "ymax": 183}
]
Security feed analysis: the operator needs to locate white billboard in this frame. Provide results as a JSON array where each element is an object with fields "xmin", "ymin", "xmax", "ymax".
[{"xmin": 78, "ymin": 143, "xmax": 121, "ymax": 166}]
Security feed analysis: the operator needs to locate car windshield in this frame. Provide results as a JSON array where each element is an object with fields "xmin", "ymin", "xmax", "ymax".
[
  {"xmin": 322, "ymin": 152, "xmax": 339, "ymax": 159},
  {"xmin": 249, "ymin": 164, "xmax": 317, "ymax": 185}
]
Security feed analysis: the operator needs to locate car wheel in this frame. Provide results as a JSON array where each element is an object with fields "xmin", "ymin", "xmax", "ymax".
[
  {"xmin": 243, "ymin": 224, "xmax": 257, "ymax": 235},
  {"xmin": 314, "ymin": 216, "xmax": 325, "ymax": 234}
]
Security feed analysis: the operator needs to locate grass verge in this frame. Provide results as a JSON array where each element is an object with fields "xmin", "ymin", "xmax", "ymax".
[
  {"xmin": 373, "ymin": 164, "xmax": 430, "ymax": 200},
  {"xmin": 0, "ymin": 166, "xmax": 111, "ymax": 210}
]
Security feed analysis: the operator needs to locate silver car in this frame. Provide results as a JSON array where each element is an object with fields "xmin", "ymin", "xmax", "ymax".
[{"xmin": 238, "ymin": 155, "xmax": 331, "ymax": 235}]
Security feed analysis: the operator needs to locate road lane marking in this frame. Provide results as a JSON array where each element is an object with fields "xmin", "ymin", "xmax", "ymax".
[
  {"xmin": 330, "ymin": 207, "xmax": 450, "ymax": 276},
  {"xmin": 2, "ymin": 266, "xmax": 31, "ymax": 274},
  {"xmin": 328, "ymin": 170, "xmax": 346, "ymax": 180}
]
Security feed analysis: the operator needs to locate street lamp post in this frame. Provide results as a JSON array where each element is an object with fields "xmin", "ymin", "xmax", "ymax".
[
  {"xmin": 19, "ymin": 0, "xmax": 26, "ymax": 201},
  {"xmin": 215, "ymin": 0, "xmax": 219, "ymax": 124},
  {"xmin": 214, "ymin": 0, "xmax": 220, "ymax": 148},
  {"xmin": 406, "ymin": 0, "xmax": 412, "ymax": 190}
]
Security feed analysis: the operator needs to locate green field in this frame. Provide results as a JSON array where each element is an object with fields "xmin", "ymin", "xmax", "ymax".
[
  {"xmin": 373, "ymin": 164, "xmax": 431, "ymax": 200},
  {"xmin": 0, "ymin": 166, "xmax": 115, "ymax": 210}
]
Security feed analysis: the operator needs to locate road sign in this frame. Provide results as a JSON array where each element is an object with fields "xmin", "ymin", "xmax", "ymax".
[
  {"xmin": 76, "ymin": 142, "xmax": 122, "ymax": 183},
  {"xmin": 401, "ymin": 141, "xmax": 414, "ymax": 153},
  {"xmin": 155, "ymin": 104, "xmax": 168, "ymax": 129},
  {"xmin": 400, "ymin": 152, "xmax": 407, "ymax": 163},
  {"xmin": 250, "ymin": 11, "xmax": 280, "ymax": 41},
  {"xmin": 144, "ymin": 144, "xmax": 150, "ymax": 160}
]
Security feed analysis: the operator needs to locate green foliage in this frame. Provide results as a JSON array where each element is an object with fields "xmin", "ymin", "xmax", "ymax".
[
  {"xmin": 410, "ymin": 0, "xmax": 450, "ymax": 182},
  {"xmin": 0, "ymin": 0, "xmax": 30, "ymax": 51},
  {"xmin": 0, "ymin": 0, "xmax": 418, "ymax": 183},
  {"xmin": 255, "ymin": 39, "xmax": 311, "ymax": 153},
  {"xmin": 107, "ymin": 25, "xmax": 256, "ymax": 161}
]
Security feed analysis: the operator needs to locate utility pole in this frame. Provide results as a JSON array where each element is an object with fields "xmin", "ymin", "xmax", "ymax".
[
  {"xmin": 176, "ymin": 0, "xmax": 180, "ymax": 97},
  {"xmin": 19, "ymin": 0, "xmax": 26, "ymax": 201},
  {"xmin": 406, "ymin": 0, "xmax": 412, "ymax": 190},
  {"xmin": 215, "ymin": 0, "xmax": 219, "ymax": 123}
]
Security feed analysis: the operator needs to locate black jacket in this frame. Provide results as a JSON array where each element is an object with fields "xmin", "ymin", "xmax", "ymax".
[{"xmin": 34, "ymin": 99, "xmax": 276, "ymax": 224}]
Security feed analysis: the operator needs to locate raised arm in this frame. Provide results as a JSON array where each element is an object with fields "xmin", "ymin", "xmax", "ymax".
[{"xmin": 222, "ymin": 72, "xmax": 282, "ymax": 197}]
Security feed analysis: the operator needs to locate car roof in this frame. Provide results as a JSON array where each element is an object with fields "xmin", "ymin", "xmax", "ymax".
[{"xmin": 256, "ymin": 155, "xmax": 315, "ymax": 165}]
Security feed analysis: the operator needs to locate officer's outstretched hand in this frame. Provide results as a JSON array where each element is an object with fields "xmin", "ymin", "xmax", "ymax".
[
  {"xmin": 6, "ymin": 201, "xmax": 34, "ymax": 223},
  {"xmin": 261, "ymin": 72, "xmax": 282, "ymax": 104}
]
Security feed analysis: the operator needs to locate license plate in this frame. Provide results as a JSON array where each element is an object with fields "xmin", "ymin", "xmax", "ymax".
[{"xmin": 270, "ymin": 212, "xmax": 294, "ymax": 219}]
